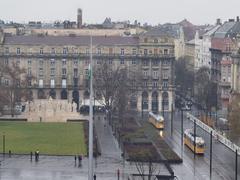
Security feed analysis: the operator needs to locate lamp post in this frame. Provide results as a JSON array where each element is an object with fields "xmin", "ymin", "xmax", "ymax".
[{"xmin": 88, "ymin": 36, "xmax": 94, "ymax": 180}]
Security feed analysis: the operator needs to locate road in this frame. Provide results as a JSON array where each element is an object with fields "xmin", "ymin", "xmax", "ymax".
[{"xmin": 162, "ymin": 110, "xmax": 240, "ymax": 180}]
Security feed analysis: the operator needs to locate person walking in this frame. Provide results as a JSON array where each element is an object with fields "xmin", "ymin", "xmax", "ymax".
[
  {"xmin": 74, "ymin": 155, "xmax": 77, "ymax": 166},
  {"xmin": 93, "ymin": 174, "xmax": 96, "ymax": 180},
  {"xmin": 30, "ymin": 151, "xmax": 33, "ymax": 161}
]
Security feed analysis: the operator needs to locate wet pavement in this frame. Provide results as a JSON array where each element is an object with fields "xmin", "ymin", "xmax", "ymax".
[{"xmin": 0, "ymin": 112, "xmax": 234, "ymax": 179}]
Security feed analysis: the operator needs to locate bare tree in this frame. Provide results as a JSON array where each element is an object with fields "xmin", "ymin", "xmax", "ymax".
[
  {"xmin": 93, "ymin": 60, "xmax": 140, "ymax": 126},
  {"xmin": 0, "ymin": 62, "xmax": 29, "ymax": 116},
  {"xmin": 133, "ymin": 150, "xmax": 161, "ymax": 180},
  {"xmin": 195, "ymin": 66, "xmax": 217, "ymax": 124}
]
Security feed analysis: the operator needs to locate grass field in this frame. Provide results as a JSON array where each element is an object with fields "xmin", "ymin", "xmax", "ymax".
[{"xmin": 0, "ymin": 122, "xmax": 87, "ymax": 155}]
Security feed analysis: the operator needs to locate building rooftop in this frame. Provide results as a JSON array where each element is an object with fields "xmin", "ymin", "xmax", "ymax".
[
  {"xmin": 4, "ymin": 35, "xmax": 139, "ymax": 46},
  {"xmin": 213, "ymin": 21, "xmax": 236, "ymax": 38}
]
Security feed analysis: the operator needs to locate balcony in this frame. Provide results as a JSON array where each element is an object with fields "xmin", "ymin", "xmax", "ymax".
[{"xmin": 219, "ymin": 81, "xmax": 231, "ymax": 87}]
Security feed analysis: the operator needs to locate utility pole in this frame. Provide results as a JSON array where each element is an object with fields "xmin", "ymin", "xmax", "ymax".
[
  {"xmin": 194, "ymin": 119, "xmax": 196, "ymax": 159},
  {"xmin": 181, "ymin": 108, "xmax": 183, "ymax": 158},
  {"xmin": 171, "ymin": 103, "xmax": 173, "ymax": 136},
  {"xmin": 210, "ymin": 131, "xmax": 213, "ymax": 179},
  {"xmin": 236, "ymin": 150, "xmax": 238, "ymax": 180},
  {"xmin": 88, "ymin": 36, "xmax": 93, "ymax": 180}
]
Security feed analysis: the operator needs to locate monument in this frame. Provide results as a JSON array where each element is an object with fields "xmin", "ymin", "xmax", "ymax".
[{"xmin": 24, "ymin": 97, "xmax": 81, "ymax": 122}]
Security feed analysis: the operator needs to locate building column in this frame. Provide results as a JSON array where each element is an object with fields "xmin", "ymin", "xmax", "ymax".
[
  {"xmin": 79, "ymin": 90, "xmax": 84, "ymax": 106},
  {"xmin": 68, "ymin": 90, "xmax": 73, "ymax": 103},
  {"xmin": 158, "ymin": 91, "xmax": 162, "ymax": 113},
  {"xmin": 148, "ymin": 91, "xmax": 152, "ymax": 112},
  {"xmin": 137, "ymin": 91, "xmax": 142, "ymax": 112},
  {"xmin": 32, "ymin": 89, "xmax": 38, "ymax": 100}
]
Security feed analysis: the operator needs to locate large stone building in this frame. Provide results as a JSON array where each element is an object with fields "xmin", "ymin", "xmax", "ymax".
[{"xmin": 0, "ymin": 29, "xmax": 175, "ymax": 113}]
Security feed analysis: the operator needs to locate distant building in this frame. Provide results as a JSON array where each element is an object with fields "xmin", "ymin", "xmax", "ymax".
[
  {"xmin": 0, "ymin": 30, "xmax": 175, "ymax": 112},
  {"xmin": 77, "ymin": 8, "xmax": 82, "ymax": 28}
]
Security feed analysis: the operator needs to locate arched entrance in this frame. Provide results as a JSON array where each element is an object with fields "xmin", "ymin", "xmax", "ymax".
[
  {"xmin": 152, "ymin": 92, "xmax": 158, "ymax": 113},
  {"xmin": 49, "ymin": 89, "xmax": 56, "ymax": 99},
  {"xmin": 142, "ymin": 91, "xmax": 148, "ymax": 110},
  {"xmin": 38, "ymin": 89, "xmax": 45, "ymax": 99},
  {"xmin": 72, "ymin": 90, "xmax": 79, "ymax": 110},
  {"xmin": 61, "ymin": 90, "xmax": 68, "ymax": 99},
  {"xmin": 162, "ymin": 92, "xmax": 169, "ymax": 111}
]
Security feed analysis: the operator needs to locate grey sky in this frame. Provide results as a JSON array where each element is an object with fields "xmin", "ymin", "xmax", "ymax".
[{"xmin": 1, "ymin": 0, "xmax": 239, "ymax": 25}]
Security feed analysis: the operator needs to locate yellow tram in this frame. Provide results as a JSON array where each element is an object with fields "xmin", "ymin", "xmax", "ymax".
[
  {"xmin": 184, "ymin": 129, "xmax": 205, "ymax": 154},
  {"xmin": 148, "ymin": 112, "xmax": 164, "ymax": 129}
]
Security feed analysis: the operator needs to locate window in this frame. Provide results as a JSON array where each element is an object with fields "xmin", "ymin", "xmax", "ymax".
[
  {"xmin": 39, "ymin": 68, "xmax": 44, "ymax": 77},
  {"xmin": 63, "ymin": 48, "xmax": 67, "ymax": 54},
  {"xmin": 97, "ymin": 60, "xmax": 101, "ymax": 64},
  {"xmin": 143, "ymin": 71, "xmax": 148, "ymax": 77},
  {"xmin": 62, "ymin": 68, "xmax": 67, "ymax": 75},
  {"xmin": 40, "ymin": 48, "xmax": 43, "ymax": 54},
  {"xmin": 5, "ymin": 47, "xmax": 9, "ymax": 54},
  {"xmin": 143, "ymin": 81, "xmax": 147, "ymax": 87},
  {"xmin": 51, "ymin": 48, "xmax": 55, "ymax": 54},
  {"xmin": 120, "ymin": 48, "xmax": 124, "ymax": 55},
  {"xmin": 97, "ymin": 48, "xmax": 101, "ymax": 55},
  {"xmin": 144, "ymin": 38, "xmax": 148, "ymax": 43},
  {"xmin": 62, "ymin": 59, "xmax": 66, "ymax": 66},
  {"xmin": 74, "ymin": 68, "xmax": 78, "ymax": 77},
  {"xmin": 120, "ymin": 59, "xmax": 124, "ymax": 64},
  {"xmin": 17, "ymin": 48, "xmax": 20, "ymax": 55},
  {"xmin": 154, "ymin": 39, "xmax": 158, "ymax": 43},
  {"xmin": 154, "ymin": 49, "xmax": 158, "ymax": 55},
  {"xmin": 50, "ymin": 68, "xmax": 55, "ymax": 76},
  {"xmin": 50, "ymin": 59, "xmax": 55, "ymax": 66},
  {"xmin": 109, "ymin": 48, "xmax": 113, "ymax": 54},
  {"xmin": 85, "ymin": 60, "xmax": 89, "ymax": 65},
  {"xmin": 4, "ymin": 79, "xmax": 9, "ymax": 86},
  {"xmin": 164, "ymin": 49, "xmax": 168, "ymax": 55},
  {"xmin": 28, "ymin": 80, "xmax": 32, "ymax": 87},
  {"xmin": 109, "ymin": 59, "xmax": 113, "ymax": 64},
  {"xmin": 27, "ymin": 68, "xmax": 32, "ymax": 76},
  {"xmin": 28, "ymin": 60, "xmax": 32, "ymax": 66},
  {"xmin": 143, "ymin": 60, "xmax": 148, "ymax": 66},
  {"xmin": 163, "ymin": 81, "xmax": 168, "ymax": 87},
  {"xmin": 4, "ymin": 59, "xmax": 8, "ymax": 65},
  {"xmin": 144, "ymin": 49, "xmax": 148, "ymax": 55},
  {"xmin": 163, "ymin": 60, "xmax": 169, "ymax": 65},
  {"xmin": 153, "ymin": 71, "xmax": 158, "ymax": 79},
  {"xmin": 86, "ymin": 48, "xmax": 89, "ymax": 54},
  {"xmin": 132, "ymin": 49, "xmax": 137, "ymax": 55},
  {"xmin": 39, "ymin": 59, "xmax": 44, "ymax": 66},
  {"xmin": 152, "ymin": 59, "xmax": 159, "ymax": 66},
  {"xmin": 73, "ymin": 60, "xmax": 78, "ymax": 66},
  {"xmin": 39, "ymin": 79, "xmax": 43, "ymax": 88},
  {"xmin": 132, "ymin": 59, "xmax": 136, "ymax": 65},
  {"xmin": 153, "ymin": 81, "xmax": 158, "ymax": 87}
]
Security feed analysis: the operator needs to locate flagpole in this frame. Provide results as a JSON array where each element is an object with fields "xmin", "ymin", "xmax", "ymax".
[{"xmin": 88, "ymin": 35, "xmax": 93, "ymax": 180}]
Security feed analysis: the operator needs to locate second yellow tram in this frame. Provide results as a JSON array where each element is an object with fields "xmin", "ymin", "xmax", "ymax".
[{"xmin": 184, "ymin": 129, "xmax": 205, "ymax": 154}]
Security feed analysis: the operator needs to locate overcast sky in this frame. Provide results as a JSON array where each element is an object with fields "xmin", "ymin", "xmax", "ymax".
[{"xmin": 1, "ymin": 0, "xmax": 240, "ymax": 25}]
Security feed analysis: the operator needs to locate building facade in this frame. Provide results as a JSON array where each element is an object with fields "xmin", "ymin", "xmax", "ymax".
[{"xmin": 0, "ymin": 30, "xmax": 175, "ymax": 112}]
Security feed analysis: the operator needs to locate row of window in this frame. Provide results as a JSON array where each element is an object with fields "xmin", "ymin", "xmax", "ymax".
[
  {"xmin": 5, "ymin": 47, "xmax": 170, "ymax": 56},
  {"xmin": 7, "ymin": 58, "xmax": 170, "ymax": 67}
]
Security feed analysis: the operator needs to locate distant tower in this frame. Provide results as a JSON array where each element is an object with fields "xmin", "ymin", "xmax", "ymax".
[{"xmin": 77, "ymin": 8, "xmax": 82, "ymax": 28}]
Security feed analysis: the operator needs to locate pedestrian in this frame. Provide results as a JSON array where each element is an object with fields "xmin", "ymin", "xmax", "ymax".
[
  {"xmin": 8, "ymin": 150, "xmax": 11, "ymax": 158},
  {"xmin": 74, "ymin": 155, "xmax": 77, "ymax": 166},
  {"xmin": 30, "ymin": 151, "xmax": 33, "ymax": 161},
  {"xmin": 36, "ymin": 150, "xmax": 39, "ymax": 161},
  {"xmin": 78, "ymin": 155, "xmax": 82, "ymax": 167},
  {"xmin": 93, "ymin": 174, "xmax": 96, "ymax": 180},
  {"xmin": 34, "ymin": 151, "xmax": 37, "ymax": 161}
]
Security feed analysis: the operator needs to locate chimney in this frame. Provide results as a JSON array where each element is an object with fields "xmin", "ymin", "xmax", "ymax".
[
  {"xmin": 229, "ymin": 19, "xmax": 235, "ymax": 22},
  {"xmin": 216, "ymin": 18, "xmax": 221, "ymax": 25},
  {"xmin": 237, "ymin": 16, "xmax": 240, "ymax": 22}
]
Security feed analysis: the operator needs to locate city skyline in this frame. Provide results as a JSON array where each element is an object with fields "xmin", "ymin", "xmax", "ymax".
[{"xmin": 1, "ymin": 0, "xmax": 240, "ymax": 25}]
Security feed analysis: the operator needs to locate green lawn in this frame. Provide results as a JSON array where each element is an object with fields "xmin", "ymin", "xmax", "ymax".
[{"xmin": 0, "ymin": 122, "xmax": 87, "ymax": 155}]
